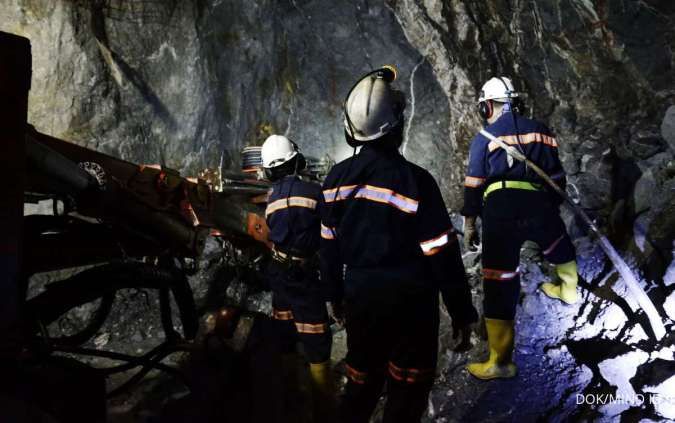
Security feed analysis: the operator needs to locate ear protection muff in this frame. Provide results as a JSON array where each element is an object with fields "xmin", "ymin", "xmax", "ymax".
[
  {"xmin": 288, "ymin": 139, "xmax": 306, "ymax": 172},
  {"xmin": 478, "ymin": 100, "xmax": 493, "ymax": 120},
  {"xmin": 263, "ymin": 139, "xmax": 306, "ymax": 181}
]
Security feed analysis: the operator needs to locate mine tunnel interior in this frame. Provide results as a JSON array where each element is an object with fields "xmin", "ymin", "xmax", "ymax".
[{"xmin": 2, "ymin": 0, "xmax": 675, "ymax": 422}]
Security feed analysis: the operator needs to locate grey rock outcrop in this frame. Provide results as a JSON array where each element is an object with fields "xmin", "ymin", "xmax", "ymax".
[
  {"xmin": 3, "ymin": 1, "xmax": 675, "ymax": 421},
  {"xmin": 662, "ymin": 105, "xmax": 675, "ymax": 152},
  {"xmin": 387, "ymin": 0, "xmax": 675, "ymax": 212},
  {"xmin": 0, "ymin": 0, "xmax": 450, "ymax": 183}
]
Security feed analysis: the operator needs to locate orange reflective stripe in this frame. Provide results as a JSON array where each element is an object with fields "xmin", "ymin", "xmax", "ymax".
[
  {"xmin": 322, "ymin": 185, "xmax": 359, "ymax": 202},
  {"xmin": 273, "ymin": 309, "xmax": 294, "ymax": 320},
  {"xmin": 345, "ymin": 364, "xmax": 367, "ymax": 385},
  {"xmin": 543, "ymin": 235, "xmax": 565, "ymax": 256},
  {"xmin": 482, "ymin": 268, "xmax": 518, "ymax": 281},
  {"xmin": 321, "ymin": 223, "xmax": 336, "ymax": 240},
  {"xmin": 295, "ymin": 322, "xmax": 327, "ymax": 334},
  {"xmin": 487, "ymin": 132, "xmax": 558, "ymax": 152},
  {"xmin": 265, "ymin": 196, "xmax": 318, "ymax": 217},
  {"xmin": 464, "ymin": 176, "xmax": 486, "ymax": 188},
  {"xmin": 387, "ymin": 362, "xmax": 434, "ymax": 383},
  {"xmin": 419, "ymin": 229, "xmax": 456, "ymax": 256},
  {"xmin": 323, "ymin": 184, "xmax": 419, "ymax": 214}
]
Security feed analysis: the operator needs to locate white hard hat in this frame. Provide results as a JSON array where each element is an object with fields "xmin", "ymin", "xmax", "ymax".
[
  {"xmin": 344, "ymin": 66, "xmax": 404, "ymax": 142},
  {"xmin": 261, "ymin": 135, "xmax": 297, "ymax": 168},
  {"xmin": 478, "ymin": 77, "xmax": 519, "ymax": 103}
]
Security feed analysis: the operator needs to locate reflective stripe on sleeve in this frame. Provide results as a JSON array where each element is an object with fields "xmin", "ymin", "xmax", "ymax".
[
  {"xmin": 345, "ymin": 364, "xmax": 367, "ymax": 385},
  {"xmin": 482, "ymin": 268, "xmax": 519, "ymax": 281},
  {"xmin": 543, "ymin": 235, "xmax": 565, "ymax": 256},
  {"xmin": 487, "ymin": 132, "xmax": 558, "ymax": 152},
  {"xmin": 321, "ymin": 223, "xmax": 336, "ymax": 240},
  {"xmin": 322, "ymin": 184, "xmax": 418, "ymax": 214},
  {"xmin": 387, "ymin": 361, "xmax": 435, "ymax": 383},
  {"xmin": 272, "ymin": 309, "xmax": 294, "ymax": 320},
  {"xmin": 294, "ymin": 322, "xmax": 328, "ymax": 334},
  {"xmin": 464, "ymin": 176, "xmax": 486, "ymax": 188},
  {"xmin": 419, "ymin": 229, "xmax": 455, "ymax": 256},
  {"xmin": 322, "ymin": 185, "xmax": 358, "ymax": 202},
  {"xmin": 265, "ymin": 196, "xmax": 318, "ymax": 217}
]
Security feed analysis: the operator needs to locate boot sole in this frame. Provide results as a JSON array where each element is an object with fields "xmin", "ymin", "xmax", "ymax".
[{"xmin": 466, "ymin": 365, "xmax": 517, "ymax": 380}]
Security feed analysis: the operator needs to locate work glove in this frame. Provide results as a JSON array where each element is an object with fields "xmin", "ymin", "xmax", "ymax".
[
  {"xmin": 451, "ymin": 320, "xmax": 473, "ymax": 352},
  {"xmin": 327, "ymin": 301, "xmax": 345, "ymax": 328},
  {"xmin": 463, "ymin": 216, "xmax": 480, "ymax": 251}
]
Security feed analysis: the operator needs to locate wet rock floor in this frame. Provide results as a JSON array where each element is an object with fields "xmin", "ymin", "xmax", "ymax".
[{"xmin": 30, "ymin": 237, "xmax": 675, "ymax": 422}]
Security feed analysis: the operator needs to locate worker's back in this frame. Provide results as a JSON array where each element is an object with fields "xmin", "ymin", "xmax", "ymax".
[
  {"xmin": 320, "ymin": 144, "xmax": 449, "ymax": 284},
  {"xmin": 463, "ymin": 111, "xmax": 567, "ymax": 219},
  {"xmin": 266, "ymin": 175, "xmax": 322, "ymax": 256}
]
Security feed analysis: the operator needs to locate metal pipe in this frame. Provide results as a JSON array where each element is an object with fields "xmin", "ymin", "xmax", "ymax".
[{"xmin": 25, "ymin": 131, "xmax": 94, "ymax": 194}]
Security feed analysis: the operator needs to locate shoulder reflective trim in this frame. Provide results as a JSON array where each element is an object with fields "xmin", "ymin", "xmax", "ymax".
[
  {"xmin": 465, "ymin": 176, "xmax": 486, "ymax": 188},
  {"xmin": 543, "ymin": 234, "xmax": 566, "ymax": 256},
  {"xmin": 420, "ymin": 229, "xmax": 456, "ymax": 256},
  {"xmin": 273, "ymin": 309, "xmax": 294, "ymax": 321},
  {"xmin": 487, "ymin": 132, "xmax": 558, "ymax": 152},
  {"xmin": 322, "ymin": 185, "xmax": 359, "ymax": 202},
  {"xmin": 294, "ymin": 322, "xmax": 327, "ymax": 334},
  {"xmin": 482, "ymin": 268, "xmax": 519, "ymax": 281},
  {"xmin": 345, "ymin": 364, "xmax": 367, "ymax": 385},
  {"xmin": 321, "ymin": 223, "xmax": 336, "ymax": 240},
  {"xmin": 265, "ymin": 196, "xmax": 318, "ymax": 217},
  {"xmin": 387, "ymin": 361, "xmax": 435, "ymax": 384},
  {"xmin": 323, "ymin": 184, "xmax": 419, "ymax": 214}
]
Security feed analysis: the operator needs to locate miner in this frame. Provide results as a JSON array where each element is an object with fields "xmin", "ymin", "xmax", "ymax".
[
  {"xmin": 261, "ymin": 134, "xmax": 336, "ymax": 421},
  {"xmin": 462, "ymin": 77, "xmax": 580, "ymax": 380},
  {"xmin": 320, "ymin": 66, "xmax": 477, "ymax": 422}
]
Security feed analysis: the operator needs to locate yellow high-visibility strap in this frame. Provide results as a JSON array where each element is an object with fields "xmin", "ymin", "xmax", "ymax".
[{"xmin": 483, "ymin": 181, "xmax": 542, "ymax": 199}]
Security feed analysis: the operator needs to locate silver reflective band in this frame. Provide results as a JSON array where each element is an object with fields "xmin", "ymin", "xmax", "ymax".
[
  {"xmin": 419, "ymin": 230, "xmax": 451, "ymax": 256},
  {"xmin": 265, "ymin": 196, "xmax": 318, "ymax": 217},
  {"xmin": 323, "ymin": 184, "xmax": 418, "ymax": 214}
]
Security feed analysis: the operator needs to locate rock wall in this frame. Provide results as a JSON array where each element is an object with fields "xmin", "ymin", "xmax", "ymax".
[
  {"xmin": 4, "ymin": 1, "xmax": 675, "ymax": 421},
  {"xmin": 389, "ymin": 0, "xmax": 675, "ymax": 274},
  {"xmin": 0, "ymin": 0, "xmax": 449, "ymax": 179},
  {"xmin": 389, "ymin": 0, "xmax": 675, "ymax": 206},
  {"xmin": 5, "ymin": 1, "xmax": 674, "ymax": 226}
]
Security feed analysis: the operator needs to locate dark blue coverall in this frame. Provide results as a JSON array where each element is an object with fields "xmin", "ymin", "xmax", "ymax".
[
  {"xmin": 266, "ymin": 175, "xmax": 331, "ymax": 364},
  {"xmin": 462, "ymin": 110, "xmax": 576, "ymax": 321},
  {"xmin": 320, "ymin": 144, "xmax": 476, "ymax": 423}
]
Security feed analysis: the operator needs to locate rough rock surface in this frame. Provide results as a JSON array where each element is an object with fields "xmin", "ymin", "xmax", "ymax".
[
  {"xmin": 662, "ymin": 105, "xmax": 675, "ymax": 152},
  {"xmin": 0, "ymin": 0, "xmax": 448, "ymax": 177},
  {"xmin": 4, "ymin": 0, "xmax": 675, "ymax": 421}
]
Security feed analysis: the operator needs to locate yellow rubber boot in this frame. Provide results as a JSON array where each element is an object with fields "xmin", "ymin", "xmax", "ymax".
[
  {"xmin": 540, "ymin": 261, "xmax": 579, "ymax": 305},
  {"xmin": 309, "ymin": 361, "xmax": 337, "ymax": 423},
  {"xmin": 467, "ymin": 318, "xmax": 517, "ymax": 380}
]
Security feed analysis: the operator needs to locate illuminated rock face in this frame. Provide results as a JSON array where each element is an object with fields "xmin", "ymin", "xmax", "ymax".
[
  {"xmin": 3, "ymin": 0, "xmax": 675, "ymax": 421},
  {"xmin": 0, "ymin": 0, "xmax": 450, "ymax": 188}
]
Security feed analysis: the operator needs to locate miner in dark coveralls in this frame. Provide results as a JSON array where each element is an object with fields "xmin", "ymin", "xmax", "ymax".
[
  {"xmin": 320, "ymin": 66, "xmax": 477, "ymax": 423},
  {"xmin": 261, "ymin": 134, "xmax": 336, "ymax": 421},
  {"xmin": 462, "ymin": 77, "xmax": 579, "ymax": 380}
]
